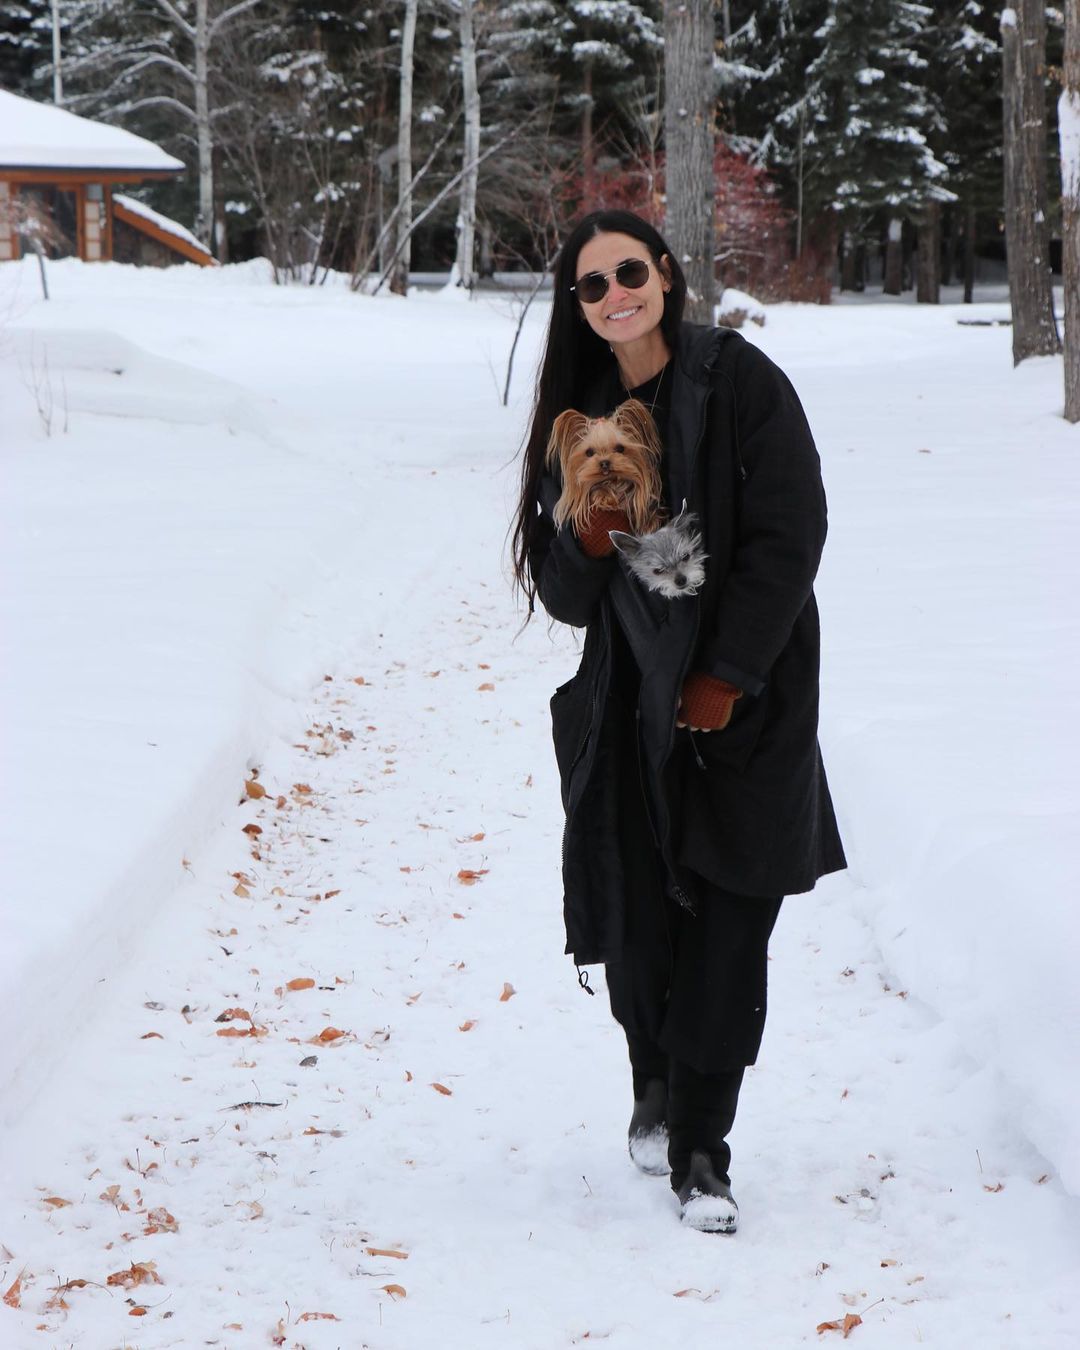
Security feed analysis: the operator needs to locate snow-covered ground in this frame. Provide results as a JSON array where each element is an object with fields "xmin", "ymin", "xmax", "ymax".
[{"xmin": 1, "ymin": 256, "xmax": 1078, "ymax": 1347}]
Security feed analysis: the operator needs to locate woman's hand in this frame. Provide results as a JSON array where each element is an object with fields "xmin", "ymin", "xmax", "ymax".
[
  {"xmin": 677, "ymin": 672, "xmax": 742, "ymax": 731},
  {"xmin": 575, "ymin": 508, "xmax": 632, "ymax": 558}
]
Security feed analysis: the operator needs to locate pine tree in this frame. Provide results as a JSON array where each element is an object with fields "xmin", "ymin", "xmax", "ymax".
[{"xmin": 0, "ymin": 0, "xmax": 60, "ymax": 100}]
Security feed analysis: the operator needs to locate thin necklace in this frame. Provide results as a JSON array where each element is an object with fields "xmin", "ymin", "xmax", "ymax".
[{"xmin": 622, "ymin": 359, "xmax": 667, "ymax": 416}]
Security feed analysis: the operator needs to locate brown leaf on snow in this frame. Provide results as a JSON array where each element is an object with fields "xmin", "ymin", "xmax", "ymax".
[
  {"xmin": 242, "ymin": 823, "xmax": 262, "ymax": 837},
  {"xmin": 310, "ymin": 1026, "xmax": 349, "ymax": 1045},
  {"xmin": 216, "ymin": 1007, "xmax": 254, "ymax": 1023},
  {"xmin": 245, "ymin": 779, "xmax": 268, "ymax": 800},
  {"xmin": 216, "ymin": 1025, "xmax": 267, "ymax": 1038},
  {"xmin": 817, "ymin": 1314, "xmax": 863, "ymax": 1338},
  {"xmin": 140, "ymin": 1032, "xmax": 164, "ymax": 1040},
  {"xmin": 457, "ymin": 868, "xmax": 489, "ymax": 885},
  {"xmin": 42, "ymin": 1196, "xmax": 72, "ymax": 1208},
  {"xmin": 452, "ymin": 912, "xmax": 465, "ymax": 919},
  {"xmin": 499, "ymin": 982, "xmax": 516, "ymax": 1002},
  {"xmin": 457, "ymin": 832, "xmax": 486, "ymax": 843},
  {"xmin": 298, "ymin": 1311, "xmax": 341, "ymax": 1322},
  {"xmin": 3, "ymin": 1271, "xmax": 25, "ymax": 1308},
  {"xmin": 983, "ymin": 1182, "xmax": 1005, "ymax": 1193},
  {"xmin": 477, "ymin": 682, "xmax": 495, "ymax": 691},
  {"xmin": 100, "ymin": 1185, "xmax": 122, "ymax": 1205},
  {"xmin": 144, "ymin": 1207, "xmax": 178, "ymax": 1234},
  {"xmin": 674, "ymin": 1289, "xmax": 700, "ymax": 1298},
  {"xmin": 380, "ymin": 1284, "xmax": 407, "ymax": 1299},
  {"xmin": 431, "ymin": 1082, "xmax": 453, "ymax": 1096},
  {"xmin": 285, "ymin": 978, "xmax": 315, "ymax": 992},
  {"xmin": 365, "ymin": 1247, "xmax": 408, "ymax": 1260},
  {"xmin": 459, "ymin": 1020, "xmax": 477, "ymax": 1032},
  {"xmin": 129, "ymin": 1305, "xmax": 148, "ymax": 1316},
  {"xmin": 106, "ymin": 1261, "xmax": 162, "ymax": 1290},
  {"xmin": 233, "ymin": 882, "xmax": 251, "ymax": 897}
]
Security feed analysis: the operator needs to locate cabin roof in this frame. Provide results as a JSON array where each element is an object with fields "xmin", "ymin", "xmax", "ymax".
[{"xmin": 0, "ymin": 90, "xmax": 184, "ymax": 175}]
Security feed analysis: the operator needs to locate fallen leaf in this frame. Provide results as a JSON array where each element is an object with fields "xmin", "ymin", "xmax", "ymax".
[
  {"xmin": 298, "ymin": 1311, "xmax": 341, "ymax": 1322},
  {"xmin": 404, "ymin": 1070, "xmax": 413, "ymax": 1082},
  {"xmin": 286, "ymin": 978, "xmax": 315, "ymax": 992},
  {"xmin": 242, "ymin": 823, "xmax": 262, "ymax": 838},
  {"xmin": 311, "ymin": 1026, "xmax": 348, "ymax": 1044},
  {"xmin": 477, "ymin": 682, "xmax": 495, "ymax": 691},
  {"xmin": 452, "ymin": 912, "xmax": 465, "ymax": 919},
  {"xmin": 144, "ymin": 1207, "xmax": 178, "ymax": 1234},
  {"xmin": 459, "ymin": 1020, "xmax": 477, "ymax": 1032},
  {"xmin": 106, "ymin": 1261, "xmax": 162, "ymax": 1290},
  {"xmin": 365, "ymin": 1248, "xmax": 408, "ymax": 1260},
  {"xmin": 880, "ymin": 1259, "xmax": 898, "ymax": 1268},
  {"xmin": 816, "ymin": 1313, "xmax": 862, "ymax": 1338},
  {"xmin": 216, "ymin": 1007, "xmax": 253, "ymax": 1023},
  {"xmin": 984, "ymin": 1182, "xmax": 1005, "ymax": 1193},
  {"xmin": 431, "ymin": 1082, "xmax": 453, "ymax": 1096},
  {"xmin": 381, "ymin": 1284, "xmax": 406, "ymax": 1299},
  {"xmin": 674, "ymin": 1289, "xmax": 700, "ymax": 1298},
  {"xmin": 245, "ymin": 779, "xmax": 267, "ymax": 799},
  {"xmin": 129, "ymin": 1305, "xmax": 148, "ymax": 1316},
  {"xmin": 233, "ymin": 882, "xmax": 251, "ymax": 897},
  {"xmin": 499, "ymin": 982, "xmax": 516, "ymax": 1002},
  {"xmin": 100, "ymin": 1185, "xmax": 122, "ymax": 1205},
  {"xmin": 294, "ymin": 783, "xmax": 313, "ymax": 794},
  {"xmin": 457, "ymin": 832, "xmax": 485, "ymax": 842},
  {"xmin": 43, "ymin": 1196, "xmax": 72, "ymax": 1208},
  {"xmin": 405, "ymin": 993, "xmax": 422, "ymax": 1005},
  {"xmin": 3, "ymin": 1271, "xmax": 25, "ymax": 1308},
  {"xmin": 457, "ymin": 868, "xmax": 489, "ymax": 885},
  {"xmin": 216, "ymin": 1025, "xmax": 267, "ymax": 1038}
]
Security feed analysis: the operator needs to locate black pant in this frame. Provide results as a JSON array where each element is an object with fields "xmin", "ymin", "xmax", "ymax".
[{"xmin": 605, "ymin": 735, "xmax": 782, "ymax": 1080}]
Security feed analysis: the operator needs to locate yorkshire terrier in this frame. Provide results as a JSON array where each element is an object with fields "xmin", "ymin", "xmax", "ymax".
[
  {"xmin": 544, "ymin": 398, "xmax": 663, "ymax": 536},
  {"xmin": 610, "ymin": 500, "xmax": 707, "ymax": 599}
]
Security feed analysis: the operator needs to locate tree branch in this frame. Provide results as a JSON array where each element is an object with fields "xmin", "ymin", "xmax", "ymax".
[
  {"xmin": 147, "ymin": 0, "xmax": 195, "ymax": 39},
  {"xmin": 209, "ymin": 0, "xmax": 264, "ymax": 38}
]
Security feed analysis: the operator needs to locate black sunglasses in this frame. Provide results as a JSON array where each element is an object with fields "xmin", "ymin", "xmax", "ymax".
[{"xmin": 570, "ymin": 257, "xmax": 652, "ymax": 305}]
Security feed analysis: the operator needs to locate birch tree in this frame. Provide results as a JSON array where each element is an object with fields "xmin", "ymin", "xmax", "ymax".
[
  {"xmin": 390, "ymin": 0, "xmax": 419, "ymax": 296},
  {"xmin": 1001, "ymin": 2, "xmax": 1060, "ymax": 362},
  {"xmin": 451, "ymin": 0, "xmax": 479, "ymax": 290},
  {"xmin": 1061, "ymin": 0, "xmax": 1080, "ymax": 418},
  {"xmin": 663, "ymin": 0, "xmax": 715, "ymax": 323}
]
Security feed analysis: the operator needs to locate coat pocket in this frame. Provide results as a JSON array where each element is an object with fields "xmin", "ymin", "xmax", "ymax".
[
  {"xmin": 690, "ymin": 686, "xmax": 768, "ymax": 776},
  {"xmin": 550, "ymin": 673, "xmax": 595, "ymax": 809}
]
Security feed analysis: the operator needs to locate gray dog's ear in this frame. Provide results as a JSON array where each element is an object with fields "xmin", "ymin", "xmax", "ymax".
[
  {"xmin": 608, "ymin": 530, "xmax": 640, "ymax": 556},
  {"xmin": 673, "ymin": 498, "xmax": 690, "ymax": 523}
]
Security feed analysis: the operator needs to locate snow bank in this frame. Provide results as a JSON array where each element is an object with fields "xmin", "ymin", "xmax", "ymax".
[{"xmin": 717, "ymin": 286, "xmax": 767, "ymax": 327}]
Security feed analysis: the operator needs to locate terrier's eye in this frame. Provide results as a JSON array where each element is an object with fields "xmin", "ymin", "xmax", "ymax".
[
  {"xmin": 613, "ymin": 444, "xmax": 624, "ymax": 453},
  {"xmin": 585, "ymin": 448, "xmax": 595, "ymax": 458},
  {"xmin": 653, "ymin": 567, "xmax": 664, "ymax": 575}
]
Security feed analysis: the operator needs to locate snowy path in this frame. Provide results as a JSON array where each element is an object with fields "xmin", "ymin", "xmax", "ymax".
[
  {"xmin": 3, "ymin": 465, "xmax": 1078, "ymax": 1348},
  {"xmin": 3, "ymin": 267, "xmax": 1079, "ymax": 1346}
]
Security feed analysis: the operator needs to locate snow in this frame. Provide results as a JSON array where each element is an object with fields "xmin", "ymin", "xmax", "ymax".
[
  {"xmin": 113, "ymin": 193, "xmax": 210, "ymax": 256},
  {"xmin": 718, "ymin": 286, "xmax": 767, "ymax": 326},
  {"xmin": 1, "ymin": 258, "xmax": 1079, "ymax": 1345},
  {"xmin": 0, "ymin": 90, "xmax": 184, "ymax": 173}
]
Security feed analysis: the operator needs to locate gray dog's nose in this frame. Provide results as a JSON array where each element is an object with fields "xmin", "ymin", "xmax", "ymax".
[{"xmin": 675, "ymin": 574, "xmax": 686, "ymax": 588}]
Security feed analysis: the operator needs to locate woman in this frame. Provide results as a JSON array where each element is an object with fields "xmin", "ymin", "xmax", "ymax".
[{"xmin": 511, "ymin": 209, "xmax": 846, "ymax": 1233}]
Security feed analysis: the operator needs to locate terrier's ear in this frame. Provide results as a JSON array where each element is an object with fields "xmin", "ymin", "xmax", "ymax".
[
  {"xmin": 673, "ymin": 498, "xmax": 690, "ymax": 524},
  {"xmin": 545, "ymin": 409, "xmax": 590, "ymax": 470},
  {"xmin": 613, "ymin": 399, "xmax": 662, "ymax": 460},
  {"xmin": 608, "ymin": 530, "xmax": 641, "ymax": 557}
]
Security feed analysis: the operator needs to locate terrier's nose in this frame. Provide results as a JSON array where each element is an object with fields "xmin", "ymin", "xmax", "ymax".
[
  {"xmin": 674, "ymin": 574, "xmax": 686, "ymax": 589},
  {"xmin": 599, "ymin": 459, "xmax": 611, "ymax": 474}
]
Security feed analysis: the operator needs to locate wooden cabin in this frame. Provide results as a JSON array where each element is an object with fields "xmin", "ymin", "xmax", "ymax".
[{"xmin": 0, "ymin": 89, "xmax": 213, "ymax": 267}]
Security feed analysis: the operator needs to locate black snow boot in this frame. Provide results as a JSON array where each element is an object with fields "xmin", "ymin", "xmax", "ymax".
[
  {"xmin": 628, "ymin": 1078, "xmax": 669, "ymax": 1175},
  {"xmin": 626, "ymin": 1034, "xmax": 669, "ymax": 1175},
  {"xmin": 667, "ymin": 1061, "xmax": 745, "ymax": 1233}
]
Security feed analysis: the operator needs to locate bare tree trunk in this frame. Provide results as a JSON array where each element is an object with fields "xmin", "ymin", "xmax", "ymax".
[
  {"xmin": 391, "ymin": 0, "xmax": 419, "ymax": 297},
  {"xmin": 916, "ymin": 204, "xmax": 941, "ymax": 303},
  {"xmin": 663, "ymin": 0, "xmax": 715, "ymax": 324},
  {"xmin": 963, "ymin": 203, "xmax": 976, "ymax": 302},
  {"xmin": 582, "ymin": 60, "xmax": 595, "ymax": 210},
  {"xmin": 883, "ymin": 217, "xmax": 903, "ymax": 294},
  {"xmin": 453, "ymin": 0, "xmax": 480, "ymax": 291},
  {"xmin": 194, "ymin": 0, "xmax": 213, "ymax": 252},
  {"xmin": 1061, "ymin": 0, "xmax": 1080, "ymax": 419},
  {"xmin": 1002, "ymin": 1, "xmax": 1061, "ymax": 363},
  {"xmin": 839, "ymin": 231, "xmax": 856, "ymax": 291}
]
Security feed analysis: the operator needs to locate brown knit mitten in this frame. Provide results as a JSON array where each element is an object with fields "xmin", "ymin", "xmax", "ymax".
[
  {"xmin": 576, "ymin": 508, "xmax": 632, "ymax": 558},
  {"xmin": 678, "ymin": 672, "xmax": 743, "ymax": 730}
]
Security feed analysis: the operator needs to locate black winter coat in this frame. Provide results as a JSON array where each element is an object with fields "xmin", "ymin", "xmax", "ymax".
[{"xmin": 531, "ymin": 323, "xmax": 846, "ymax": 967}]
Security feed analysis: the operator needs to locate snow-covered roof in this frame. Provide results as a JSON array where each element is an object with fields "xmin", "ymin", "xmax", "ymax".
[
  {"xmin": 113, "ymin": 193, "xmax": 208, "ymax": 256},
  {"xmin": 0, "ymin": 89, "xmax": 184, "ymax": 174}
]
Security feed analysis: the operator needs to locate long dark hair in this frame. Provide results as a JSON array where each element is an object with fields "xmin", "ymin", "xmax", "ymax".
[{"xmin": 511, "ymin": 209, "xmax": 687, "ymax": 612}]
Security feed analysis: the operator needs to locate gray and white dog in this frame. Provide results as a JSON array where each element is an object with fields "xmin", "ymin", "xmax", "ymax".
[{"xmin": 609, "ymin": 500, "xmax": 707, "ymax": 599}]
